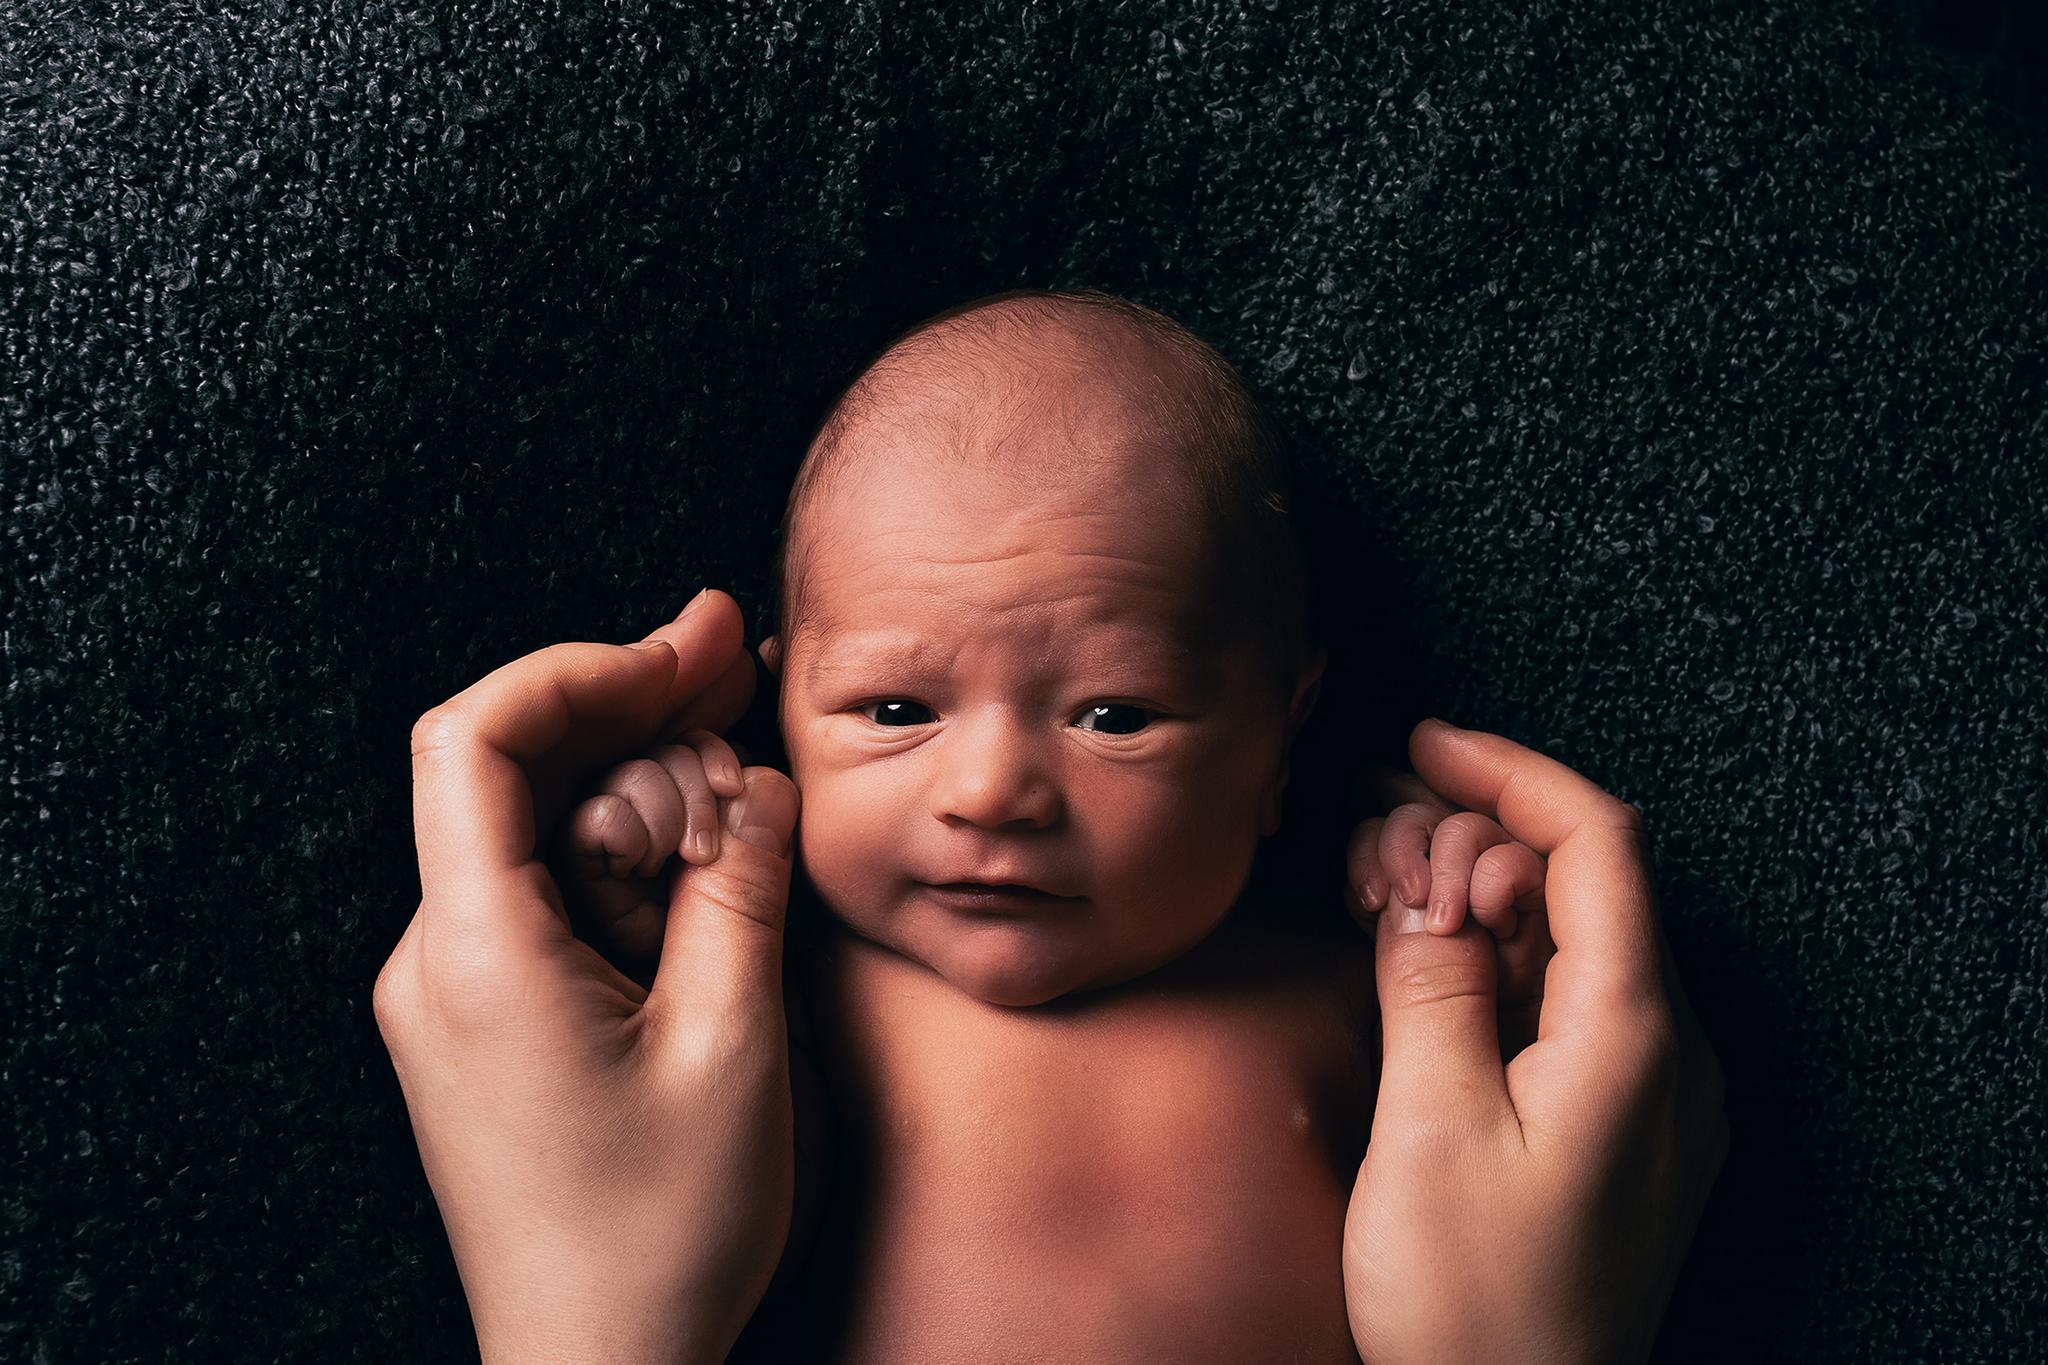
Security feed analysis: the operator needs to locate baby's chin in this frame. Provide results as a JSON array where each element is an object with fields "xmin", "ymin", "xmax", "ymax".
[{"xmin": 846, "ymin": 910, "xmax": 1144, "ymax": 1009}]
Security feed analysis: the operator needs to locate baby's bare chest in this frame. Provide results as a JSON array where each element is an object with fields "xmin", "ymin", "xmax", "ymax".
[{"xmin": 788, "ymin": 920, "xmax": 1378, "ymax": 1364}]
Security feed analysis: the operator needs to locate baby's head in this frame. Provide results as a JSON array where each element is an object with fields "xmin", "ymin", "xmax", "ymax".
[{"xmin": 761, "ymin": 288, "xmax": 1325, "ymax": 1007}]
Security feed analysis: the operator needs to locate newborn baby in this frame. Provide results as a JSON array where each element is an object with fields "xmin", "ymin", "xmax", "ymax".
[{"xmin": 556, "ymin": 289, "xmax": 1542, "ymax": 1362}]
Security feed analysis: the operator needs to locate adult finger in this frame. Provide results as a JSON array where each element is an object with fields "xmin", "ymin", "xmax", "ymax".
[
  {"xmin": 661, "ymin": 645, "xmax": 758, "ymax": 742},
  {"xmin": 1405, "ymin": 719, "xmax": 1663, "ymax": 1024},
  {"xmin": 411, "ymin": 590, "xmax": 744, "ymax": 961},
  {"xmin": 646, "ymin": 766, "xmax": 802, "ymax": 1046},
  {"xmin": 1349, "ymin": 760, "xmax": 1457, "ymax": 819},
  {"xmin": 523, "ymin": 591, "xmax": 752, "ymax": 830},
  {"xmin": 1372, "ymin": 883, "xmax": 1515, "ymax": 1134}
]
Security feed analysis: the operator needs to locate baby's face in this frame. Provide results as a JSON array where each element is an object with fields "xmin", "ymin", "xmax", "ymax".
[{"xmin": 772, "ymin": 407, "xmax": 1316, "ymax": 1008}]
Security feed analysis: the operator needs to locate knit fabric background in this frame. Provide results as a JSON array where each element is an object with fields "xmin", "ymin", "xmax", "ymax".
[{"xmin": 4, "ymin": 0, "xmax": 2042, "ymax": 1360}]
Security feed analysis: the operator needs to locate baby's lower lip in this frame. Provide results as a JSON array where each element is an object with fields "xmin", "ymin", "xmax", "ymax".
[{"xmin": 922, "ymin": 883, "xmax": 1082, "ymax": 912}]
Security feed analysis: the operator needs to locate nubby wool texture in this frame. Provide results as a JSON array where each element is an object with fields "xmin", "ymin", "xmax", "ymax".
[{"xmin": 3, "ymin": 1, "xmax": 2042, "ymax": 1360}]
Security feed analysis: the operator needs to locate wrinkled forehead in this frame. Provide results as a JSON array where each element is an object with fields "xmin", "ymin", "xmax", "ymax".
[
  {"xmin": 800, "ymin": 347, "xmax": 1217, "ymax": 557},
  {"xmin": 790, "ymin": 449, "xmax": 1240, "ymax": 664},
  {"xmin": 813, "ymin": 447, "xmax": 1214, "ymax": 587},
  {"xmin": 781, "ymin": 311, "xmax": 1253, "ymax": 634}
]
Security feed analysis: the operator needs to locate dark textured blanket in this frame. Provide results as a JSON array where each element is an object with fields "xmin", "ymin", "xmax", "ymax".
[{"xmin": 4, "ymin": 1, "xmax": 2041, "ymax": 1360}]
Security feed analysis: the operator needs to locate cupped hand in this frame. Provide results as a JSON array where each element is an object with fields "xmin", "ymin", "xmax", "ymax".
[
  {"xmin": 1343, "ymin": 719, "xmax": 1728, "ymax": 1365},
  {"xmin": 374, "ymin": 589, "xmax": 801, "ymax": 1365}
]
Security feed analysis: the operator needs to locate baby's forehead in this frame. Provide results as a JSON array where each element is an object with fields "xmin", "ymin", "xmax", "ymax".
[{"xmin": 799, "ymin": 598, "xmax": 1236, "ymax": 695}]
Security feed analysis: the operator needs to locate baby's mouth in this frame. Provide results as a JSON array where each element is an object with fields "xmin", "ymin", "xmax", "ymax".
[{"xmin": 921, "ymin": 881, "xmax": 1085, "ymax": 909}]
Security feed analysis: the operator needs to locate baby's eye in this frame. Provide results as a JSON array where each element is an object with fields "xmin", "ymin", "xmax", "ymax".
[
  {"xmin": 860, "ymin": 699, "xmax": 934, "ymax": 727},
  {"xmin": 1073, "ymin": 704, "xmax": 1154, "ymax": 735}
]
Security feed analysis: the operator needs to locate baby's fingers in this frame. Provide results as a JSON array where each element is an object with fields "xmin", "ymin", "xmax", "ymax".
[
  {"xmin": 1378, "ymin": 801, "xmax": 1444, "ymax": 908},
  {"xmin": 677, "ymin": 728, "xmax": 746, "ymax": 798},
  {"xmin": 1419, "ymin": 810, "xmax": 1512, "ymax": 935},
  {"xmin": 646, "ymin": 741, "xmax": 724, "ymax": 866},
  {"xmin": 1470, "ymin": 840, "xmax": 1546, "ymax": 937},
  {"xmin": 1346, "ymin": 816, "xmax": 1389, "ymax": 924},
  {"xmin": 593, "ymin": 757, "xmax": 687, "ymax": 879},
  {"xmin": 562, "ymin": 792, "xmax": 657, "ymax": 881}
]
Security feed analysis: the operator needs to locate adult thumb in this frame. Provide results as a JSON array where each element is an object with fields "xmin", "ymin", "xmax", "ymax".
[
  {"xmin": 647, "ymin": 766, "xmax": 801, "ymax": 1040},
  {"xmin": 1373, "ymin": 887, "xmax": 1516, "ymax": 1134}
]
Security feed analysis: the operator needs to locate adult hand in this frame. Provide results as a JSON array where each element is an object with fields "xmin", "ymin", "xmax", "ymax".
[
  {"xmin": 375, "ymin": 589, "xmax": 802, "ymax": 1365},
  {"xmin": 1342, "ymin": 719, "xmax": 1728, "ymax": 1365}
]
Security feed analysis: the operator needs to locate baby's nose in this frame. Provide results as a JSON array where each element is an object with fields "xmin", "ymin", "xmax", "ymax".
[{"xmin": 927, "ymin": 713, "xmax": 1061, "ymax": 831}]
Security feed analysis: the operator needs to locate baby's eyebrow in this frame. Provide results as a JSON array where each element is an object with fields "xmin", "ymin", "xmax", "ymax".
[
  {"xmin": 802, "ymin": 634, "xmax": 949, "ymax": 688},
  {"xmin": 804, "ymin": 628, "xmax": 1219, "ymax": 696}
]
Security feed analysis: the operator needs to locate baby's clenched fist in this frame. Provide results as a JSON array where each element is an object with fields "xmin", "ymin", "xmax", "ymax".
[
  {"xmin": 549, "ymin": 728, "xmax": 749, "ymax": 971},
  {"xmin": 1347, "ymin": 801, "xmax": 1547, "ymax": 940}
]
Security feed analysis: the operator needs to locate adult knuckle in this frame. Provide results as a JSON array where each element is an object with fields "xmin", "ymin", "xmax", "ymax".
[
  {"xmin": 693, "ymin": 867, "xmax": 786, "ymax": 935},
  {"xmin": 371, "ymin": 955, "xmax": 408, "ymax": 1041},
  {"xmin": 1384, "ymin": 1110, "xmax": 1487, "ymax": 1165},
  {"xmin": 1389, "ymin": 957, "xmax": 1494, "ymax": 1008},
  {"xmin": 1630, "ymin": 1013, "xmax": 1686, "ymax": 1096}
]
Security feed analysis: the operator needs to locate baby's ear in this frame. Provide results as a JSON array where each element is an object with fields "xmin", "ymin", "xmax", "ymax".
[
  {"xmin": 1287, "ymin": 645, "xmax": 1327, "ymax": 741},
  {"xmin": 758, "ymin": 634, "xmax": 782, "ymax": 678}
]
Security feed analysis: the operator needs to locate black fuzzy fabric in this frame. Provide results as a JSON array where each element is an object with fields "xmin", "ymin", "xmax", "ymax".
[{"xmin": 5, "ymin": 1, "xmax": 2043, "ymax": 1360}]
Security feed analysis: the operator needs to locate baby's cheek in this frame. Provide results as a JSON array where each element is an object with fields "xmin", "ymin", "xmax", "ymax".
[
  {"xmin": 793, "ymin": 775, "xmax": 898, "ymax": 915},
  {"xmin": 1096, "ymin": 779, "xmax": 1259, "ymax": 919}
]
